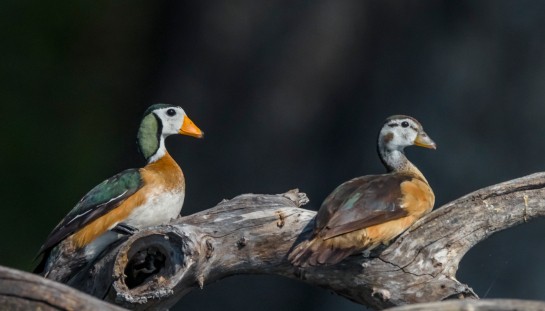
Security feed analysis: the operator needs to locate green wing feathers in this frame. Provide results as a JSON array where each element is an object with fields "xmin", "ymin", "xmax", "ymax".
[{"xmin": 37, "ymin": 169, "xmax": 143, "ymax": 255}]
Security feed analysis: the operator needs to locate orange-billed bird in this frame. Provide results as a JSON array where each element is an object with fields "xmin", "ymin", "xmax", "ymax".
[
  {"xmin": 34, "ymin": 104, "xmax": 204, "ymax": 281},
  {"xmin": 289, "ymin": 115, "xmax": 436, "ymax": 267}
]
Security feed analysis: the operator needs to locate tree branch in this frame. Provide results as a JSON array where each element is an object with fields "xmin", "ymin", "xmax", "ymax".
[
  {"xmin": 48, "ymin": 173, "xmax": 545, "ymax": 310},
  {"xmin": 385, "ymin": 299, "xmax": 545, "ymax": 311},
  {"xmin": 0, "ymin": 265, "xmax": 125, "ymax": 311}
]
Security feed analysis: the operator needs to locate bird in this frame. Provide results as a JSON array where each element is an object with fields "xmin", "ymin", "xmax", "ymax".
[
  {"xmin": 289, "ymin": 115, "xmax": 436, "ymax": 267},
  {"xmin": 34, "ymin": 103, "xmax": 203, "ymax": 281}
]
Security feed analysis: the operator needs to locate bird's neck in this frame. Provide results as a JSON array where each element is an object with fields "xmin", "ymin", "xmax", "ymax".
[
  {"xmin": 144, "ymin": 149, "xmax": 180, "ymax": 173},
  {"xmin": 142, "ymin": 150, "xmax": 184, "ymax": 192},
  {"xmin": 138, "ymin": 133, "xmax": 167, "ymax": 164},
  {"xmin": 378, "ymin": 147, "xmax": 428, "ymax": 183},
  {"xmin": 137, "ymin": 113, "xmax": 167, "ymax": 164},
  {"xmin": 146, "ymin": 136, "xmax": 166, "ymax": 164}
]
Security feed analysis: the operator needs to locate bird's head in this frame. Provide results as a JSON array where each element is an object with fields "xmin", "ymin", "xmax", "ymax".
[
  {"xmin": 378, "ymin": 115, "xmax": 436, "ymax": 152},
  {"xmin": 142, "ymin": 104, "xmax": 204, "ymax": 138},
  {"xmin": 137, "ymin": 104, "xmax": 204, "ymax": 162}
]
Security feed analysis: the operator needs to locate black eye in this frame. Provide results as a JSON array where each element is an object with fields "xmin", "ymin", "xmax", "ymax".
[
  {"xmin": 401, "ymin": 121, "xmax": 409, "ymax": 128},
  {"xmin": 167, "ymin": 109, "xmax": 176, "ymax": 117}
]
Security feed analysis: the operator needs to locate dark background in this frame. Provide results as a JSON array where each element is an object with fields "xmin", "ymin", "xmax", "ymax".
[{"xmin": 2, "ymin": 1, "xmax": 545, "ymax": 310}]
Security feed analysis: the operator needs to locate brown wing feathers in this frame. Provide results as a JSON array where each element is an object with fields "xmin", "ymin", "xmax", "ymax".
[
  {"xmin": 289, "ymin": 235, "xmax": 357, "ymax": 267},
  {"xmin": 289, "ymin": 174, "xmax": 433, "ymax": 267}
]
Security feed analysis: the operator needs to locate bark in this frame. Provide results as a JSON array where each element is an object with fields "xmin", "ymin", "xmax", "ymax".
[
  {"xmin": 385, "ymin": 299, "xmax": 545, "ymax": 311},
  {"xmin": 44, "ymin": 173, "xmax": 545, "ymax": 310},
  {"xmin": 0, "ymin": 265, "xmax": 125, "ymax": 311}
]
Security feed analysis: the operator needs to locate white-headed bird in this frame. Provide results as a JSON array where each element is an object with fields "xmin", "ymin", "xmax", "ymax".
[
  {"xmin": 34, "ymin": 104, "xmax": 203, "ymax": 280},
  {"xmin": 289, "ymin": 115, "xmax": 436, "ymax": 267}
]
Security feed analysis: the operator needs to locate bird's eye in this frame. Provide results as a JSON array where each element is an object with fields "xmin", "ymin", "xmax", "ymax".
[
  {"xmin": 401, "ymin": 121, "xmax": 409, "ymax": 128},
  {"xmin": 167, "ymin": 109, "xmax": 176, "ymax": 117}
]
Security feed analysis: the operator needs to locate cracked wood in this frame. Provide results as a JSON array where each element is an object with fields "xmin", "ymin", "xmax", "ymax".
[{"xmin": 44, "ymin": 173, "xmax": 545, "ymax": 310}]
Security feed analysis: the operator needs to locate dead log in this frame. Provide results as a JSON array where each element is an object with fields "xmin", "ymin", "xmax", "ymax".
[
  {"xmin": 42, "ymin": 173, "xmax": 545, "ymax": 310},
  {"xmin": 385, "ymin": 299, "xmax": 545, "ymax": 311},
  {"xmin": 0, "ymin": 265, "xmax": 125, "ymax": 310}
]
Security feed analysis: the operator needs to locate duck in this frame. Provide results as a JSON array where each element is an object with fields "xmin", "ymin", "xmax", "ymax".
[
  {"xmin": 289, "ymin": 115, "xmax": 436, "ymax": 267},
  {"xmin": 34, "ymin": 103, "xmax": 203, "ymax": 280}
]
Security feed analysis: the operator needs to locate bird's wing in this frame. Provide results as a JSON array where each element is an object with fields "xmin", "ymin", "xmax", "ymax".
[
  {"xmin": 38, "ymin": 168, "xmax": 143, "ymax": 254},
  {"xmin": 316, "ymin": 174, "xmax": 414, "ymax": 240}
]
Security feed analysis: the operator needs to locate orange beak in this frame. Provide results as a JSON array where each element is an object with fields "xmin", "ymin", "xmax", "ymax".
[
  {"xmin": 414, "ymin": 131, "xmax": 436, "ymax": 149},
  {"xmin": 179, "ymin": 115, "xmax": 204, "ymax": 138}
]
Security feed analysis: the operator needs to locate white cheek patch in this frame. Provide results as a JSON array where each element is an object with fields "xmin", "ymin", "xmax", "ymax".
[
  {"xmin": 402, "ymin": 131, "xmax": 416, "ymax": 143},
  {"xmin": 173, "ymin": 115, "xmax": 184, "ymax": 133},
  {"xmin": 382, "ymin": 127, "xmax": 417, "ymax": 149},
  {"xmin": 391, "ymin": 132, "xmax": 406, "ymax": 146},
  {"xmin": 156, "ymin": 108, "xmax": 186, "ymax": 136}
]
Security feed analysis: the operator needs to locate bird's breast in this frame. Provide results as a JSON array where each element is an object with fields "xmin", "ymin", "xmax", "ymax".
[
  {"xmin": 126, "ymin": 151, "xmax": 186, "ymax": 227},
  {"xmin": 123, "ymin": 188, "xmax": 185, "ymax": 228},
  {"xmin": 399, "ymin": 177, "xmax": 435, "ymax": 217}
]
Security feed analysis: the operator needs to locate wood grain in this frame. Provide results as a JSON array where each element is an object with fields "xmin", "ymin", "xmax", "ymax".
[
  {"xmin": 41, "ymin": 173, "xmax": 545, "ymax": 310},
  {"xmin": 0, "ymin": 265, "xmax": 125, "ymax": 311},
  {"xmin": 385, "ymin": 299, "xmax": 545, "ymax": 311}
]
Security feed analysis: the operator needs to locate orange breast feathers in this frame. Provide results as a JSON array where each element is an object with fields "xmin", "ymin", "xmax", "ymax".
[
  {"xmin": 70, "ymin": 152, "xmax": 184, "ymax": 248},
  {"xmin": 140, "ymin": 151, "xmax": 185, "ymax": 191},
  {"xmin": 399, "ymin": 177, "xmax": 435, "ymax": 218}
]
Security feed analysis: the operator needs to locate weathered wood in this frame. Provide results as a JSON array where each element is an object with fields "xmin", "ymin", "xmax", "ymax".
[
  {"xmin": 47, "ymin": 173, "xmax": 545, "ymax": 310},
  {"xmin": 0, "ymin": 265, "xmax": 125, "ymax": 311},
  {"xmin": 385, "ymin": 299, "xmax": 545, "ymax": 311}
]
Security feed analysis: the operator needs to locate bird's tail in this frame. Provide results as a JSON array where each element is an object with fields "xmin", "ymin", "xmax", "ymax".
[
  {"xmin": 32, "ymin": 249, "xmax": 51, "ymax": 275},
  {"xmin": 288, "ymin": 238, "xmax": 355, "ymax": 267}
]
